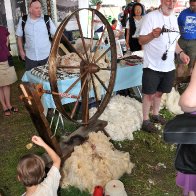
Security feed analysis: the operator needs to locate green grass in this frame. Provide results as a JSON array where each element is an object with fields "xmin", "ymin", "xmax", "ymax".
[{"xmin": 0, "ymin": 57, "xmax": 182, "ymax": 196}]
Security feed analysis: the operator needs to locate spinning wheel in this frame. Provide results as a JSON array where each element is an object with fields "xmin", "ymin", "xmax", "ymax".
[
  {"xmin": 19, "ymin": 8, "xmax": 117, "ymax": 160},
  {"xmin": 48, "ymin": 8, "xmax": 117, "ymax": 125}
]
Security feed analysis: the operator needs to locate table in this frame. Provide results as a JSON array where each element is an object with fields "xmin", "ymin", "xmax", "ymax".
[{"xmin": 22, "ymin": 64, "xmax": 143, "ymax": 110}]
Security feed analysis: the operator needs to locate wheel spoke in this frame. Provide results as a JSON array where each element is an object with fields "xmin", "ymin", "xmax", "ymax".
[
  {"xmin": 93, "ymin": 73, "xmax": 109, "ymax": 93},
  {"xmin": 61, "ymin": 34, "xmax": 85, "ymax": 62},
  {"xmin": 89, "ymin": 10, "xmax": 95, "ymax": 61},
  {"xmin": 91, "ymin": 26, "xmax": 107, "ymax": 63},
  {"xmin": 70, "ymin": 74, "xmax": 88, "ymax": 119},
  {"xmin": 57, "ymin": 65, "xmax": 80, "ymax": 69},
  {"xmin": 90, "ymin": 73, "xmax": 100, "ymax": 108},
  {"xmin": 75, "ymin": 13, "xmax": 89, "ymax": 62},
  {"xmin": 99, "ymin": 67, "xmax": 111, "ymax": 71},
  {"xmin": 63, "ymin": 70, "xmax": 88, "ymax": 94},
  {"xmin": 95, "ymin": 46, "xmax": 111, "ymax": 64},
  {"xmin": 82, "ymin": 74, "xmax": 90, "ymax": 124}
]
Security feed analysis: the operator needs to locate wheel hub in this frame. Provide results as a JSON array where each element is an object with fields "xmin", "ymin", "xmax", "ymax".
[{"xmin": 88, "ymin": 63, "xmax": 100, "ymax": 73}]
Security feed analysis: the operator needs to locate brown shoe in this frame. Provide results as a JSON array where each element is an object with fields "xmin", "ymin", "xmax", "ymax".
[
  {"xmin": 142, "ymin": 120, "xmax": 158, "ymax": 133},
  {"xmin": 151, "ymin": 115, "xmax": 167, "ymax": 125}
]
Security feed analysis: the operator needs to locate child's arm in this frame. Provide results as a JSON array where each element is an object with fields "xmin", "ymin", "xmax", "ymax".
[{"xmin": 32, "ymin": 136, "xmax": 61, "ymax": 169}]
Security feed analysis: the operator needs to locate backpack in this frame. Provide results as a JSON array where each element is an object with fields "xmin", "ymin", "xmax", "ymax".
[{"xmin": 22, "ymin": 14, "xmax": 52, "ymax": 43}]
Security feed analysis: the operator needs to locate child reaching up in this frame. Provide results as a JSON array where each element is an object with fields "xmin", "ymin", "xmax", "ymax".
[{"xmin": 17, "ymin": 136, "xmax": 61, "ymax": 196}]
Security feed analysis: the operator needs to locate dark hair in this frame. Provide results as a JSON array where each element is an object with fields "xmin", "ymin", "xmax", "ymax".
[
  {"xmin": 112, "ymin": 19, "xmax": 117, "ymax": 24},
  {"xmin": 132, "ymin": 3, "xmax": 145, "ymax": 16},
  {"xmin": 190, "ymin": 0, "xmax": 196, "ymax": 2},
  {"xmin": 96, "ymin": 1, "xmax": 102, "ymax": 5},
  {"xmin": 17, "ymin": 154, "xmax": 45, "ymax": 187}
]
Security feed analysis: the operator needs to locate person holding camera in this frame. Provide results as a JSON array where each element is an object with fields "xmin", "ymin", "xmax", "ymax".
[{"xmin": 139, "ymin": 0, "xmax": 189, "ymax": 133}]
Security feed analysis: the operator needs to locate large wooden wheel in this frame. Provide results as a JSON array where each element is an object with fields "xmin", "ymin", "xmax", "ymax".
[{"xmin": 48, "ymin": 8, "xmax": 117, "ymax": 125}]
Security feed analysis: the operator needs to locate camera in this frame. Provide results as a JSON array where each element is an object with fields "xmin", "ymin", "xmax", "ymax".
[{"xmin": 161, "ymin": 50, "xmax": 168, "ymax": 61}]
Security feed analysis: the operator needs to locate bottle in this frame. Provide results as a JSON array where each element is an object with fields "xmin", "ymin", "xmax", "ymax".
[{"xmin": 93, "ymin": 185, "xmax": 104, "ymax": 196}]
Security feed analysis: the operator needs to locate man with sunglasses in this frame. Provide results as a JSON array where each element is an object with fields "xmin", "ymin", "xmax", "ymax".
[
  {"xmin": 138, "ymin": 0, "xmax": 190, "ymax": 133},
  {"xmin": 16, "ymin": 0, "xmax": 56, "ymax": 71}
]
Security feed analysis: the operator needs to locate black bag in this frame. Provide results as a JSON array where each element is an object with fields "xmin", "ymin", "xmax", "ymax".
[
  {"xmin": 8, "ymin": 55, "xmax": 14, "ymax": 67},
  {"xmin": 175, "ymin": 144, "xmax": 196, "ymax": 174},
  {"xmin": 164, "ymin": 113, "xmax": 196, "ymax": 144}
]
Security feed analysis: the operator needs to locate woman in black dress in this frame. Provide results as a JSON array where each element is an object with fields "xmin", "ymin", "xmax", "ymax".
[{"xmin": 126, "ymin": 3, "xmax": 144, "ymax": 52}]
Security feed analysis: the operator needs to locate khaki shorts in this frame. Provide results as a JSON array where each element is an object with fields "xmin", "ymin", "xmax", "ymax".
[
  {"xmin": 178, "ymin": 37, "xmax": 196, "ymax": 69},
  {"xmin": 0, "ymin": 61, "xmax": 17, "ymax": 87}
]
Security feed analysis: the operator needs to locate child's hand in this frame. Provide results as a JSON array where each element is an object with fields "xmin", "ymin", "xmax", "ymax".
[{"xmin": 32, "ymin": 135, "xmax": 46, "ymax": 147}]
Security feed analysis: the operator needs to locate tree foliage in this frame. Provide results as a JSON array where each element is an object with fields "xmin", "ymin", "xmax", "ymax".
[{"xmin": 89, "ymin": 0, "xmax": 102, "ymax": 6}]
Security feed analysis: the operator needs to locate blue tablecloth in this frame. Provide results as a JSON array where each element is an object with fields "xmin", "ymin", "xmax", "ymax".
[{"xmin": 22, "ymin": 64, "xmax": 143, "ymax": 109}]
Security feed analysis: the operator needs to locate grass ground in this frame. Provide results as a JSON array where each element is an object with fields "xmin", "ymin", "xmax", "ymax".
[{"xmin": 0, "ymin": 57, "xmax": 182, "ymax": 196}]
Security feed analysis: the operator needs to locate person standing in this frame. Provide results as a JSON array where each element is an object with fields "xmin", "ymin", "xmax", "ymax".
[
  {"xmin": 0, "ymin": 25, "xmax": 18, "ymax": 116},
  {"xmin": 16, "ymin": 0, "xmax": 56, "ymax": 71},
  {"xmin": 94, "ymin": 1, "xmax": 103, "ymax": 34},
  {"xmin": 126, "ymin": 3, "xmax": 144, "ymax": 52},
  {"xmin": 139, "ymin": 0, "xmax": 190, "ymax": 132},
  {"xmin": 176, "ymin": 63, "xmax": 196, "ymax": 196},
  {"xmin": 118, "ymin": 6, "xmax": 126, "ymax": 28},
  {"xmin": 177, "ymin": 0, "xmax": 196, "ymax": 77}
]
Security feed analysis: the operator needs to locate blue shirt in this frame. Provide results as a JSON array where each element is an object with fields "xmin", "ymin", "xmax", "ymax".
[
  {"xmin": 178, "ymin": 8, "xmax": 196, "ymax": 40},
  {"xmin": 16, "ymin": 15, "xmax": 56, "ymax": 61}
]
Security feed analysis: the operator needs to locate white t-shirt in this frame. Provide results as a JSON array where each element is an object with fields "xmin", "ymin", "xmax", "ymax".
[
  {"xmin": 94, "ymin": 14, "xmax": 103, "ymax": 31},
  {"xmin": 22, "ymin": 166, "xmax": 61, "ymax": 196},
  {"xmin": 139, "ymin": 10, "xmax": 179, "ymax": 72},
  {"xmin": 126, "ymin": 17, "xmax": 143, "ymax": 38}
]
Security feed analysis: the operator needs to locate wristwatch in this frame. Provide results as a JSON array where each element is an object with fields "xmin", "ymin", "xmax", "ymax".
[{"xmin": 179, "ymin": 51, "xmax": 184, "ymax": 55}]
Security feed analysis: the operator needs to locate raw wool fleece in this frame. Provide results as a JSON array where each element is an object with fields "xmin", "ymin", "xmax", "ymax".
[
  {"xmin": 74, "ymin": 38, "xmax": 91, "ymax": 54},
  {"xmin": 58, "ymin": 53, "xmax": 81, "ymax": 73},
  {"xmin": 61, "ymin": 131, "xmax": 134, "ymax": 193},
  {"xmin": 160, "ymin": 87, "xmax": 183, "ymax": 115},
  {"xmin": 88, "ymin": 48, "xmax": 111, "ymax": 100},
  {"xmin": 90, "ymin": 95, "xmax": 142, "ymax": 141},
  {"xmin": 58, "ymin": 46, "xmax": 110, "ymax": 99}
]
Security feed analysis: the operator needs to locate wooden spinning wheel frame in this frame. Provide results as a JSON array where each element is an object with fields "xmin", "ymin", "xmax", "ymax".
[
  {"xmin": 19, "ymin": 8, "xmax": 117, "ymax": 159},
  {"xmin": 48, "ymin": 8, "xmax": 117, "ymax": 125}
]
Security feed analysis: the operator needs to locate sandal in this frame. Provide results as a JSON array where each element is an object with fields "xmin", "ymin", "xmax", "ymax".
[
  {"xmin": 4, "ymin": 109, "xmax": 11, "ymax": 116},
  {"xmin": 9, "ymin": 106, "xmax": 18, "ymax": 113}
]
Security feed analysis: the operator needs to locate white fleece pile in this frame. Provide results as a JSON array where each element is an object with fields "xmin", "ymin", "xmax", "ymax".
[
  {"xmin": 160, "ymin": 87, "xmax": 183, "ymax": 115},
  {"xmin": 61, "ymin": 131, "xmax": 134, "ymax": 193},
  {"xmin": 90, "ymin": 95, "xmax": 142, "ymax": 141}
]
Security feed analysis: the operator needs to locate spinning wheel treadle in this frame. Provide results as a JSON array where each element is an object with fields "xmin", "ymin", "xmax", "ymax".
[{"xmin": 49, "ymin": 8, "xmax": 117, "ymax": 125}]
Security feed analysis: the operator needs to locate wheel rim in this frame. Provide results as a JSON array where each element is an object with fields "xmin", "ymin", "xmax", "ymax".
[{"xmin": 48, "ymin": 8, "xmax": 117, "ymax": 125}]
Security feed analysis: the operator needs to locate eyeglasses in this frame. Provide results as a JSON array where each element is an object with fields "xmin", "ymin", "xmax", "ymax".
[{"xmin": 29, "ymin": 0, "xmax": 41, "ymax": 6}]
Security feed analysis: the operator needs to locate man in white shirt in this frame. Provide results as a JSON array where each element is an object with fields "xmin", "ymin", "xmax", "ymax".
[
  {"xmin": 16, "ymin": 0, "xmax": 56, "ymax": 71},
  {"xmin": 139, "ymin": 0, "xmax": 190, "ymax": 133}
]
